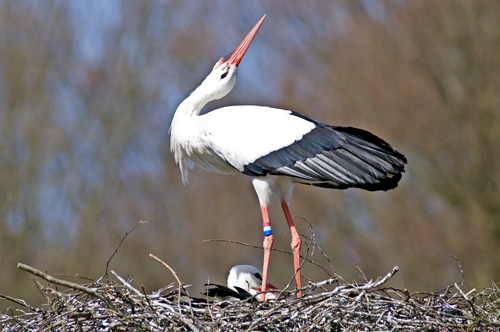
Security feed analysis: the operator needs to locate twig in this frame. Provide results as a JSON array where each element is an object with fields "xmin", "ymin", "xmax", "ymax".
[
  {"xmin": 111, "ymin": 270, "xmax": 143, "ymax": 297},
  {"xmin": 308, "ymin": 277, "xmax": 338, "ymax": 291},
  {"xmin": 450, "ymin": 255, "xmax": 465, "ymax": 288},
  {"xmin": 279, "ymin": 235, "xmax": 313, "ymax": 299},
  {"xmin": 304, "ymin": 219, "xmax": 316, "ymax": 257},
  {"xmin": 0, "ymin": 293, "xmax": 37, "ymax": 312},
  {"xmin": 105, "ymin": 220, "xmax": 148, "ymax": 276},
  {"xmin": 53, "ymin": 273, "xmax": 94, "ymax": 281},
  {"xmin": 356, "ymin": 264, "xmax": 369, "ymax": 283},
  {"xmin": 149, "ymin": 254, "xmax": 194, "ymax": 317},
  {"xmin": 455, "ymin": 282, "xmax": 478, "ymax": 317},
  {"xmin": 360, "ymin": 266, "xmax": 399, "ymax": 290},
  {"xmin": 141, "ymin": 285, "xmax": 158, "ymax": 316},
  {"xmin": 17, "ymin": 263, "xmax": 120, "ymax": 314},
  {"xmin": 295, "ymin": 215, "xmax": 336, "ymax": 275},
  {"xmin": 318, "ymin": 266, "xmax": 399, "ymax": 298},
  {"xmin": 203, "ymin": 238, "xmax": 331, "ymax": 277},
  {"xmin": 31, "ymin": 278, "xmax": 49, "ymax": 305}
]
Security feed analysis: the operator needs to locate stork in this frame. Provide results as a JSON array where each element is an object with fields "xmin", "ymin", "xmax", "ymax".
[
  {"xmin": 170, "ymin": 15, "xmax": 406, "ymax": 301},
  {"xmin": 204, "ymin": 265, "xmax": 279, "ymax": 301}
]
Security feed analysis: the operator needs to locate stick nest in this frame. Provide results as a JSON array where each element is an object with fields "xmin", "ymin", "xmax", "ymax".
[{"xmin": 1, "ymin": 264, "xmax": 499, "ymax": 331}]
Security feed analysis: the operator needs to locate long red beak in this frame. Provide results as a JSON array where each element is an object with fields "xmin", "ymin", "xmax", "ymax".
[
  {"xmin": 224, "ymin": 15, "xmax": 266, "ymax": 67},
  {"xmin": 266, "ymin": 282, "xmax": 278, "ymax": 290},
  {"xmin": 252, "ymin": 281, "xmax": 278, "ymax": 292}
]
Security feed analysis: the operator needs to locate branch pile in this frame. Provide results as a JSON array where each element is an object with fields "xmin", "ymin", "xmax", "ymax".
[{"xmin": 1, "ymin": 263, "xmax": 499, "ymax": 331}]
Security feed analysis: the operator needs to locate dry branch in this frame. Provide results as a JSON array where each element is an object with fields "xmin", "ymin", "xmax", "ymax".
[
  {"xmin": 16, "ymin": 263, "xmax": 119, "ymax": 313},
  {"xmin": 2, "ymin": 263, "xmax": 499, "ymax": 331},
  {"xmin": 104, "ymin": 220, "xmax": 148, "ymax": 276}
]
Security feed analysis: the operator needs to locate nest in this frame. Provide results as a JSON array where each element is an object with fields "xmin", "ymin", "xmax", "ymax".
[{"xmin": 1, "ymin": 259, "xmax": 499, "ymax": 331}]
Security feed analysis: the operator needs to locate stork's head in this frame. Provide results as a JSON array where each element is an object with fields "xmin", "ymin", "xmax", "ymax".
[
  {"xmin": 227, "ymin": 264, "xmax": 279, "ymax": 300},
  {"xmin": 199, "ymin": 15, "xmax": 266, "ymax": 101}
]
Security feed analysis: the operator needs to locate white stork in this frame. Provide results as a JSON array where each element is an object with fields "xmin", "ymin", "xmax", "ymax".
[
  {"xmin": 170, "ymin": 15, "xmax": 406, "ymax": 301},
  {"xmin": 204, "ymin": 265, "xmax": 279, "ymax": 301}
]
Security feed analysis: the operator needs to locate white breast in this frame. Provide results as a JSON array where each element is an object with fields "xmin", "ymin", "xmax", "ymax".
[{"xmin": 171, "ymin": 105, "xmax": 316, "ymax": 183}]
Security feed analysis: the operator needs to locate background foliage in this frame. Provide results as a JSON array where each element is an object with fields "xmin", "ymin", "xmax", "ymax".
[{"xmin": 1, "ymin": 0, "xmax": 499, "ymax": 312}]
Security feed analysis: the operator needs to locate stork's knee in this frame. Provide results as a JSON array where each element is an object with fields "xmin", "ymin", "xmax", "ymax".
[
  {"xmin": 263, "ymin": 234, "xmax": 274, "ymax": 250},
  {"xmin": 291, "ymin": 236, "xmax": 301, "ymax": 251}
]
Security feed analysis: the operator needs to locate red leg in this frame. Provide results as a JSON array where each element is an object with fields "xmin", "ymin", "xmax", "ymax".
[
  {"xmin": 260, "ymin": 205, "xmax": 274, "ymax": 301},
  {"xmin": 281, "ymin": 201, "xmax": 302, "ymax": 297}
]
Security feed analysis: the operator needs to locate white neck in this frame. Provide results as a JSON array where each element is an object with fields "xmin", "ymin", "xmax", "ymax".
[
  {"xmin": 169, "ymin": 62, "xmax": 237, "ymax": 183},
  {"xmin": 175, "ymin": 63, "xmax": 237, "ymax": 119},
  {"xmin": 176, "ymin": 83, "xmax": 213, "ymax": 118}
]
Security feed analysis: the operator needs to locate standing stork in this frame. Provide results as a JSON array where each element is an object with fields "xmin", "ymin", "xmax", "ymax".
[{"xmin": 170, "ymin": 15, "xmax": 406, "ymax": 301}]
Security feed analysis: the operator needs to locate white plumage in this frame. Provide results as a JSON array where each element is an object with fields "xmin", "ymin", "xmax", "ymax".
[
  {"xmin": 172, "ymin": 106, "xmax": 315, "ymax": 183},
  {"xmin": 204, "ymin": 265, "xmax": 279, "ymax": 301},
  {"xmin": 227, "ymin": 265, "xmax": 279, "ymax": 300},
  {"xmin": 170, "ymin": 15, "xmax": 406, "ymax": 301}
]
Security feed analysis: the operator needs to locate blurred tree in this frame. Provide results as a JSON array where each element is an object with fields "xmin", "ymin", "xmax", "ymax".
[{"xmin": 1, "ymin": 0, "xmax": 499, "ymax": 313}]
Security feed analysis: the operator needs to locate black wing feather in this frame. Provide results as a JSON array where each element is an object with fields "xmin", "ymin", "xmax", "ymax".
[
  {"xmin": 242, "ymin": 112, "xmax": 406, "ymax": 192},
  {"xmin": 202, "ymin": 283, "xmax": 253, "ymax": 300}
]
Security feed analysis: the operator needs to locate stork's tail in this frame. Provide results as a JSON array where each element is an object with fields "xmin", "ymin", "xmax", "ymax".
[{"xmin": 311, "ymin": 125, "xmax": 406, "ymax": 191}]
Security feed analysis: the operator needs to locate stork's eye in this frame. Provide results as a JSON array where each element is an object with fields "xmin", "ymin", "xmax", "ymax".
[
  {"xmin": 253, "ymin": 273, "xmax": 262, "ymax": 281},
  {"xmin": 220, "ymin": 72, "xmax": 228, "ymax": 79}
]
